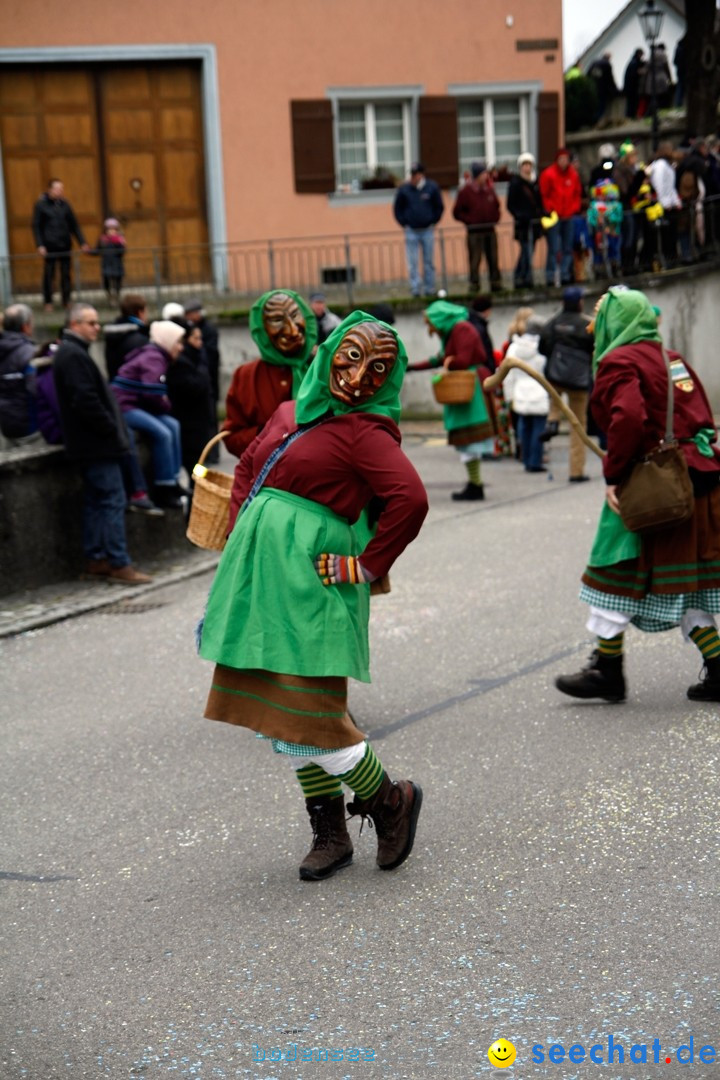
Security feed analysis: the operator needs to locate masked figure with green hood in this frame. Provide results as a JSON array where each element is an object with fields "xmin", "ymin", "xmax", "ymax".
[
  {"xmin": 221, "ymin": 289, "xmax": 317, "ymax": 458},
  {"xmin": 555, "ymin": 287, "xmax": 720, "ymax": 704},
  {"xmin": 200, "ymin": 312, "xmax": 428, "ymax": 881},
  {"xmin": 407, "ymin": 300, "xmax": 494, "ymax": 500}
]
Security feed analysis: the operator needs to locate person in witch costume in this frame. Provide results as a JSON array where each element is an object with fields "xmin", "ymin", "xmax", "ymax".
[
  {"xmin": 199, "ymin": 312, "xmax": 428, "ymax": 881},
  {"xmin": 407, "ymin": 300, "xmax": 494, "ymax": 500},
  {"xmin": 221, "ymin": 289, "xmax": 317, "ymax": 458},
  {"xmin": 555, "ymin": 288, "xmax": 720, "ymax": 704}
]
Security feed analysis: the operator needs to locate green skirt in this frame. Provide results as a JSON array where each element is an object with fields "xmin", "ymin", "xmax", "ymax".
[{"xmin": 199, "ymin": 488, "xmax": 371, "ymax": 681}]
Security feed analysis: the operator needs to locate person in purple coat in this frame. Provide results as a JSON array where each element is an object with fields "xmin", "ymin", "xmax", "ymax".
[{"xmin": 112, "ymin": 320, "xmax": 187, "ymax": 508}]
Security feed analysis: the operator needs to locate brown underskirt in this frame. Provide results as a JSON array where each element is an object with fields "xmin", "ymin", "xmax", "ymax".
[
  {"xmin": 448, "ymin": 421, "xmax": 495, "ymax": 446},
  {"xmin": 582, "ymin": 486, "xmax": 720, "ymax": 598},
  {"xmin": 204, "ymin": 665, "xmax": 366, "ymax": 748}
]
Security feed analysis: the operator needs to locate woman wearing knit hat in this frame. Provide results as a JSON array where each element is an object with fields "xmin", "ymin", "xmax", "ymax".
[
  {"xmin": 111, "ymin": 320, "xmax": 188, "ymax": 508},
  {"xmin": 199, "ymin": 312, "xmax": 427, "ymax": 881},
  {"xmin": 507, "ymin": 153, "xmax": 544, "ymax": 290},
  {"xmin": 221, "ymin": 289, "xmax": 317, "ymax": 458},
  {"xmin": 92, "ymin": 217, "xmax": 126, "ymax": 303}
]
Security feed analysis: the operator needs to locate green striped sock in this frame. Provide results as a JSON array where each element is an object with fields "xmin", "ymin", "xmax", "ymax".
[
  {"xmin": 339, "ymin": 743, "xmax": 384, "ymax": 800},
  {"xmin": 466, "ymin": 459, "xmax": 482, "ymax": 485},
  {"xmin": 597, "ymin": 633, "xmax": 624, "ymax": 657},
  {"xmin": 296, "ymin": 763, "xmax": 343, "ymax": 799},
  {"xmin": 689, "ymin": 625, "xmax": 720, "ymax": 660}
]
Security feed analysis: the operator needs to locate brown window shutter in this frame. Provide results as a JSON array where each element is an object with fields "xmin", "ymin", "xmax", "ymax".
[
  {"xmin": 290, "ymin": 99, "xmax": 335, "ymax": 194},
  {"xmin": 536, "ymin": 92, "xmax": 560, "ymax": 171},
  {"xmin": 418, "ymin": 96, "xmax": 459, "ymax": 189}
]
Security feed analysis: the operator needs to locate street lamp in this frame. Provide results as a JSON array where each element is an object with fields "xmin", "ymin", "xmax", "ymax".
[{"xmin": 638, "ymin": 0, "xmax": 665, "ymax": 150}]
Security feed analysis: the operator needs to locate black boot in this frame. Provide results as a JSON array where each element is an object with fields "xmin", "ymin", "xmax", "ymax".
[
  {"xmin": 687, "ymin": 656, "xmax": 720, "ymax": 701},
  {"xmin": 539, "ymin": 420, "xmax": 559, "ymax": 443},
  {"xmin": 347, "ymin": 773, "xmax": 422, "ymax": 871},
  {"xmin": 555, "ymin": 650, "xmax": 626, "ymax": 702},
  {"xmin": 299, "ymin": 795, "xmax": 353, "ymax": 881},
  {"xmin": 451, "ymin": 483, "xmax": 484, "ymax": 502}
]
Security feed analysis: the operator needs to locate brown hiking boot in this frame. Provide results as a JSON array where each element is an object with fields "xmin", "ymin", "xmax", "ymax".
[
  {"xmin": 299, "ymin": 795, "xmax": 353, "ymax": 881},
  {"xmin": 347, "ymin": 773, "xmax": 423, "ymax": 871},
  {"xmin": 107, "ymin": 564, "xmax": 153, "ymax": 586}
]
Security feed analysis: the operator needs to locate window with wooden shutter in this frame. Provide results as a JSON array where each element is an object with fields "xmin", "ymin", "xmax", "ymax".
[
  {"xmin": 536, "ymin": 92, "xmax": 560, "ymax": 171},
  {"xmin": 418, "ymin": 96, "xmax": 458, "ymax": 189},
  {"xmin": 290, "ymin": 100, "xmax": 335, "ymax": 194}
]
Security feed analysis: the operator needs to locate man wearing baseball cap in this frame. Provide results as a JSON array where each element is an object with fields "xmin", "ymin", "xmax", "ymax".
[{"xmin": 393, "ymin": 162, "xmax": 444, "ymax": 297}]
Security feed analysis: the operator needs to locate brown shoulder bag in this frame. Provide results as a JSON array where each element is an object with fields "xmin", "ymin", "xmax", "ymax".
[{"xmin": 616, "ymin": 347, "xmax": 695, "ymax": 535}]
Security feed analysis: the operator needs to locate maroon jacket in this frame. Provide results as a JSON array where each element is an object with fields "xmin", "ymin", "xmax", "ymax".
[
  {"xmin": 228, "ymin": 401, "xmax": 428, "ymax": 580},
  {"xmin": 222, "ymin": 358, "xmax": 293, "ymax": 458},
  {"xmin": 591, "ymin": 342, "xmax": 720, "ymax": 484},
  {"xmin": 452, "ymin": 182, "xmax": 501, "ymax": 228}
]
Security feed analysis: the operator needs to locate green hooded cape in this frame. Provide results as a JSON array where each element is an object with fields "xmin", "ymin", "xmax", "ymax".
[
  {"xmin": 294, "ymin": 310, "xmax": 408, "ymax": 426},
  {"xmin": 424, "ymin": 300, "xmax": 469, "ymax": 345},
  {"xmin": 592, "ymin": 287, "xmax": 661, "ymax": 373},
  {"xmin": 249, "ymin": 289, "xmax": 318, "ymax": 395}
]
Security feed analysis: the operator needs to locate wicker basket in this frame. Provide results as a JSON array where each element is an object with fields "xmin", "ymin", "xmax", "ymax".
[
  {"xmin": 431, "ymin": 369, "xmax": 477, "ymax": 404},
  {"xmin": 186, "ymin": 432, "xmax": 233, "ymax": 551}
]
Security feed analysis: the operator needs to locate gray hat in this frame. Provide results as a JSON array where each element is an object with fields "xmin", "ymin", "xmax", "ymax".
[{"xmin": 183, "ymin": 297, "xmax": 204, "ymax": 314}]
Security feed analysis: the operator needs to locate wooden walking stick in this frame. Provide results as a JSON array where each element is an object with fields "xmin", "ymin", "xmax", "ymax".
[{"xmin": 483, "ymin": 356, "xmax": 606, "ymax": 460}]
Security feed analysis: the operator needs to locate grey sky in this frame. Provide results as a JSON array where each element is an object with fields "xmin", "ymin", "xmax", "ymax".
[{"xmin": 563, "ymin": 0, "xmax": 629, "ymax": 65}]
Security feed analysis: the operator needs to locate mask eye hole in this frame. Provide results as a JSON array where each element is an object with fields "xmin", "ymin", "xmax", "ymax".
[
  {"xmin": 372, "ymin": 361, "xmax": 386, "ymax": 373},
  {"xmin": 347, "ymin": 347, "xmax": 362, "ymax": 362}
]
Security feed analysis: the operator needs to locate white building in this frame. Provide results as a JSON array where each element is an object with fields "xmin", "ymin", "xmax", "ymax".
[{"xmin": 572, "ymin": 0, "xmax": 685, "ymax": 87}]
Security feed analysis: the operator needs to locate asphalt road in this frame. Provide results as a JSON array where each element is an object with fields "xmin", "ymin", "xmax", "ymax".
[{"xmin": 2, "ymin": 433, "xmax": 719, "ymax": 1080}]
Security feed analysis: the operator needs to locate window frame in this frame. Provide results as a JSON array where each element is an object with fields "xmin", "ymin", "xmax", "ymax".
[
  {"xmin": 449, "ymin": 81, "xmax": 542, "ymax": 174},
  {"xmin": 328, "ymin": 85, "xmax": 423, "ymax": 196}
]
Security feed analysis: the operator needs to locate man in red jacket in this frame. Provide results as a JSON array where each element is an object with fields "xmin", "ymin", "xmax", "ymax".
[
  {"xmin": 452, "ymin": 161, "xmax": 502, "ymax": 293},
  {"xmin": 539, "ymin": 148, "xmax": 583, "ymax": 286}
]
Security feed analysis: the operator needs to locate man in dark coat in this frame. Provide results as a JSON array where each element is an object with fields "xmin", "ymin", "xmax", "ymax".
[
  {"xmin": 183, "ymin": 299, "xmax": 220, "ymax": 411},
  {"xmin": 538, "ymin": 286, "xmax": 594, "ymax": 483},
  {"xmin": 0, "ymin": 303, "xmax": 37, "ymax": 441},
  {"xmin": 53, "ymin": 303, "xmax": 151, "ymax": 585},
  {"xmin": 32, "ymin": 179, "xmax": 89, "ymax": 310}
]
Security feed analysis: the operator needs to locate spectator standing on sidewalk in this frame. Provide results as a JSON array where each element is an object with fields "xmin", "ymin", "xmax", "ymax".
[
  {"xmin": 539, "ymin": 149, "xmax": 583, "ymax": 286},
  {"xmin": 393, "ymin": 162, "xmax": 444, "ymax": 297},
  {"xmin": 506, "ymin": 153, "xmax": 544, "ymax": 290},
  {"xmin": 52, "ymin": 303, "xmax": 152, "ymax": 585},
  {"xmin": 32, "ymin": 179, "xmax": 90, "ymax": 311},
  {"xmin": 538, "ymin": 286, "xmax": 594, "ymax": 483},
  {"xmin": 452, "ymin": 161, "xmax": 502, "ymax": 294}
]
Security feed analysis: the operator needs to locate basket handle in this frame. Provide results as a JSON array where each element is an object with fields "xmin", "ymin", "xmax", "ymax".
[{"xmin": 197, "ymin": 430, "xmax": 229, "ymax": 467}]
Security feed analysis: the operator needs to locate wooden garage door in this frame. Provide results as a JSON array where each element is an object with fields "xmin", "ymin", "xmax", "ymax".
[
  {"xmin": 0, "ymin": 62, "xmax": 209, "ymax": 293},
  {"xmin": 0, "ymin": 68, "xmax": 103, "ymax": 291}
]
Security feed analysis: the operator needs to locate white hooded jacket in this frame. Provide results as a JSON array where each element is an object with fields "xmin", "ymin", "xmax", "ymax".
[{"xmin": 502, "ymin": 333, "xmax": 550, "ymax": 416}]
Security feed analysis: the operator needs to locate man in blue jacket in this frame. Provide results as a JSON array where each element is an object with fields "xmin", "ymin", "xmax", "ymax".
[{"xmin": 393, "ymin": 162, "xmax": 444, "ymax": 297}]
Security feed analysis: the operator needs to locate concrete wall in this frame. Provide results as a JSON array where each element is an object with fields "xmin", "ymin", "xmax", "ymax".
[
  {"xmin": 211, "ymin": 265, "xmax": 720, "ymax": 417},
  {"xmin": 0, "ymin": 443, "xmax": 193, "ymax": 595}
]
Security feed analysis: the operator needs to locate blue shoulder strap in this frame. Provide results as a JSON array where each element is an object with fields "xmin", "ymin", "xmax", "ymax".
[{"xmin": 240, "ymin": 415, "xmax": 329, "ymax": 515}]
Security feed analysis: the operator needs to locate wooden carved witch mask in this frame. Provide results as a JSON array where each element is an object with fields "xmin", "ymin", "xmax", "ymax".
[
  {"xmin": 329, "ymin": 321, "xmax": 398, "ymax": 406},
  {"xmin": 262, "ymin": 292, "xmax": 306, "ymax": 357}
]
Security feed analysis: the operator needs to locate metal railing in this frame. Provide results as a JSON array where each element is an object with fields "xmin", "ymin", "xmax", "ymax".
[{"xmin": 2, "ymin": 197, "xmax": 719, "ymax": 310}]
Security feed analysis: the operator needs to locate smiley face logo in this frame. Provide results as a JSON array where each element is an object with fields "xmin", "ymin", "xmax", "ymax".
[{"xmin": 488, "ymin": 1039, "xmax": 517, "ymax": 1068}]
